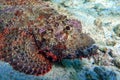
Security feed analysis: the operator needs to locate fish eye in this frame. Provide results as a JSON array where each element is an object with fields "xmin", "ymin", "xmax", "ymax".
[{"xmin": 66, "ymin": 26, "xmax": 70, "ymax": 30}]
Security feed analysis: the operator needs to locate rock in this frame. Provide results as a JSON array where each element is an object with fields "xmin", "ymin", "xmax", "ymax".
[
  {"xmin": 113, "ymin": 24, "xmax": 120, "ymax": 37},
  {"xmin": 94, "ymin": 67, "xmax": 117, "ymax": 80},
  {"xmin": 112, "ymin": 57, "xmax": 120, "ymax": 68},
  {"xmin": 113, "ymin": 44, "xmax": 120, "ymax": 56},
  {"xmin": 94, "ymin": 18, "xmax": 102, "ymax": 29},
  {"xmin": 85, "ymin": 70, "xmax": 98, "ymax": 80},
  {"xmin": 77, "ymin": 67, "xmax": 98, "ymax": 80},
  {"xmin": 106, "ymin": 40, "xmax": 116, "ymax": 46},
  {"xmin": 61, "ymin": 59, "xmax": 83, "ymax": 71},
  {"xmin": 63, "ymin": 0, "xmax": 85, "ymax": 7},
  {"xmin": 84, "ymin": 0, "xmax": 96, "ymax": 3}
]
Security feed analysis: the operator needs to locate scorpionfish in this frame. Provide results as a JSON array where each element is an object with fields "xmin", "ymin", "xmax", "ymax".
[{"xmin": 0, "ymin": 0, "xmax": 98, "ymax": 76}]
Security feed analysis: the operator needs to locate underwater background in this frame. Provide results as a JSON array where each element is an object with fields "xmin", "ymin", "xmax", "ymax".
[{"xmin": 0, "ymin": 0, "xmax": 120, "ymax": 80}]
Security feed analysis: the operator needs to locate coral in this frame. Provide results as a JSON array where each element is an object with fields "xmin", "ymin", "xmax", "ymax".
[{"xmin": 0, "ymin": 0, "xmax": 98, "ymax": 76}]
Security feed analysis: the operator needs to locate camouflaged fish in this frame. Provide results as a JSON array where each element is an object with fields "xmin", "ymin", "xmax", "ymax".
[{"xmin": 0, "ymin": 0, "xmax": 98, "ymax": 76}]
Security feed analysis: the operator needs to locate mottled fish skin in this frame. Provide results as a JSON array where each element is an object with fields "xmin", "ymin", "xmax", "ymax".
[
  {"xmin": 0, "ymin": 28, "xmax": 52, "ymax": 76},
  {"xmin": 0, "ymin": 0, "xmax": 96, "ymax": 76}
]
